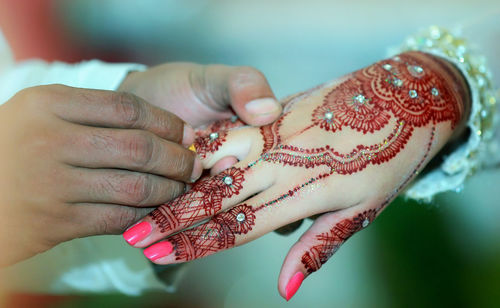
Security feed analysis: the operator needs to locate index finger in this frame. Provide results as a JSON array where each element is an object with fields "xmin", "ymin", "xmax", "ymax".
[{"xmin": 46, "ymin": 85, "xmax": 194, "ymax": 146}]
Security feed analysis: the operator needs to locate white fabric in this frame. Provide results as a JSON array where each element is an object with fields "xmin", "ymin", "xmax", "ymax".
[{"xmin": 0, "ymin": 31, "xmax": 173, "ymax": 295}]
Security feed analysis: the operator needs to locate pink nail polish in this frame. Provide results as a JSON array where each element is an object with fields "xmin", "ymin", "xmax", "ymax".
[
  {"xmin": 143, "ymin": 241, "xmax": 174, "ymax": 261},
  {"xmin": 123, "ymin": 221, "xmax": 152, "ymax": 245},
  {"xmin": 285, "ymin": 272, "xmax": 304, "ymax": 301}
]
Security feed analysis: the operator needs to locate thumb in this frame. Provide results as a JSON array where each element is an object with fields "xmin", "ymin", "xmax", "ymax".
[
  {"xmin": 193, "ymin": 64, "xmax": 282, "ymax": 126},
  {"xmin": 278, "ymin": 204, "xmax": 378, "ymax": 301}
]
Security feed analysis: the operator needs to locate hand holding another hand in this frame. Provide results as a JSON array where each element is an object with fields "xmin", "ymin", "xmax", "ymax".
[
  {"xmin": 0, "ymin": 85, "xmax": 198, "ymax": 266},
  {"xmin": 124, "ymin": 51, "xmax": 470, "ymax": 300}
]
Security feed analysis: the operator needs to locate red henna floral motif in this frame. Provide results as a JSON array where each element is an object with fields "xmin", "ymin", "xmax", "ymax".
[
  {"xmin": 357, "ymin": 55, "xmax": 461, "ymax": 128},
  {"xmin": 301, "ymin": 209, "xmax": 378, "ymax": 273},
  {"xmin": 323, "ymin": 79, "xmax": 391, "ymax": 134},
  {"xmin": 218, "ymin": 204, "xmax": 256, "ymax": 235},
  {"xmin": 311, "ymin": 104, "xmax": 343, "ymax": 132},
  {"xmin": 150, "ymin": 167, "xmax": 245, "ymax": 233},
  {"xmin": 212, "ymin": 167, "xmax": 245, "ymax": 198},
  {"xmin": 194, "ymin": 130, "xmax": 228, "ymax": 159}
]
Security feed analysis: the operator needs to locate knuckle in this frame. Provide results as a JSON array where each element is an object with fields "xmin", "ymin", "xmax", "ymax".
[
  {"xmin": 169, "ymin": 182, "xmax": 185, "ymax": 200},
  {"xmin": 99, "ymin": 208, "xmax": 140, "ymax": 234},
  {"xmin": 171, "ymin": 151, "xmax": 194, "ymax": 179},
  {"xmin": 113, "ymin": 92, "xmax": 143, "ymax": 127},
  {"xmin": 16, "ymin": 84, "xmax": 70, "ymax": 111},
  {"xmin": 116, "ymin": 208, "xmax": 141, "ymax": 231},
  {"xmin": 14, "ymin": 86, "xmax": 46, "ymax": 109},
  {"xmin": 124, "ymin": 131, "xmax": 155, "ymax": 167},
  {"xmin": 123, "ymin": 174, "xmax": 153, "ymax": 204}
]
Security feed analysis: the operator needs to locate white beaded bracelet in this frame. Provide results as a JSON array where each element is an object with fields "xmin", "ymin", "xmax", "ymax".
[{"xmin": 391, "ymin": 26, "xmax": 498, "ymax": 201}]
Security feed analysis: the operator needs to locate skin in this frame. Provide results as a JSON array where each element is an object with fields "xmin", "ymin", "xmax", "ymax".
[
  {"xmin": 0, "ymin": 63, "xmax": 279, "ymax": 267},
  {"xmin": 124, "ymin": 51, "xmax": 471, "ymax": 300}
]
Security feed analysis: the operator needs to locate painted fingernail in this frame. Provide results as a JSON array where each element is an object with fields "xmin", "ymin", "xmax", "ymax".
[
  {"xmin": 182, "ymin": 124, "xmax": 195, "ymax": 147},
  {"xmin": 190, "ymin": 156, "xmax": 202, "ymax": 182},
  {"xmin": 144, "ymin": 241, "xmax": 174, "ymax": 261},
  {"xmin": 285, "ymin": 272, "xmax": 304, "ymax": 301},
  {"xmin": 123, "ymin": 221, "xmax": 152, "ymax": 245},
  {"xmin": 245, "ymin": 98, "xmax": 280, "ymax": 115}
]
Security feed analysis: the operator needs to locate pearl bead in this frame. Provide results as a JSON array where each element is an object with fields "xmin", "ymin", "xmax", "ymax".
[
  {"xmin": 408, "ymin": 65, "xmax": 424, "ymax": 77},
  {"xmin": 431, "ymin": 88, "xmax": 439, "ymax": 96},
  {"xmin": 362, "ymin": 218, "xmax": 370, "ymax": 228},
  {"xmin": 324, "ymin": 112, "xmax": 333, "ymax": 120},
  {"xmin": 236, "ymin": 213, "xmax": 246, "ymax": 222},
  {"xmin": 223, "ymin": 176, "xmax": 233, "ymax": 185},
  {"xmin": 393, "ymin": 78, "xmax": 403, "ymax": 87},
  {"xmin": 383, "ymin": 64, "xmax": 392, "ymax": 71},
  {"xmin": 209, "ymin": 132, "xmax": 219, "ymax": 140},
  {"xmin": 409, "ymin": 90, "xmax": 418, "ymax": 98},
  {"xmin": 353, "ymin": 94, "xmax": 367, "ymax": 104}
]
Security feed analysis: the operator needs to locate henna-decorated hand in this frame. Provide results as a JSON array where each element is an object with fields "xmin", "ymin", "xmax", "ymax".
[
  {"xmin": 118, "ymin": 62, "xmax": 282, "ymax": 128},
  {"xmin": 123, "ymin": 52, "xmax": 470, "ymax": 301}
]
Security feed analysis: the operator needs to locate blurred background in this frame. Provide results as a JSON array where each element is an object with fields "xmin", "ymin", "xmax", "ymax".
[{"xmin": 0, "ymin": 0, "xmax": 499, "ymax": 307}]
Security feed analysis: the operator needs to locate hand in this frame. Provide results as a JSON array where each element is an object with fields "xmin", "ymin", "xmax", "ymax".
[
  {"xmin": 0, "ymin": 85, "xmax": 201, "ymax": 266},
  {"xmin": 123, "ymin": 52, "xmax": 470, "ymax": 300},
  {"xmin": 118, "ymin": 62, "xmax": 282, "ymax": 128}
]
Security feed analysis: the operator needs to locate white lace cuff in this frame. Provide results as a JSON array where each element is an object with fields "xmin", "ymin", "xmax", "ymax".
[{"xmin": 390, "ymin": 26, "xmax": 499, "ymax": 201}]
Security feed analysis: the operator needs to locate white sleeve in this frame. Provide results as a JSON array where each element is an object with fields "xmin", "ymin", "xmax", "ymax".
[
  {"xmin": 391, "ymin": 15, "xmax": 500, "ymax": 201},
  {"xmin": 0, "ymin": 31, "xmax": 146, "ymax": 105},
  {"xmin": 0, "ymin": 32, "xmax": 176, "ymax": 295}
]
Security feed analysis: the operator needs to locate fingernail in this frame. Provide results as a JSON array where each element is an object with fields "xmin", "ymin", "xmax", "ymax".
[
  {"xmin": 144, "ymin": 241, "xmax": 174, "ymax": 261},
  {"xmin": 190, "ymin": 156, "xmax": 202, "ymax": 182},
  {"xmin": 123, "ymin": 221, "xmax": 152, "ymax": 245},
  {"xmin": 182, "ymin": 124, "xmax": 195, "ymax": 147},
  {"xmin": 245, "ymin": 98, "xmax": 280, "ymax": 115},
  {"xmin": 285, "ymin": 272, "xmax": 304, "ymax": 301}
]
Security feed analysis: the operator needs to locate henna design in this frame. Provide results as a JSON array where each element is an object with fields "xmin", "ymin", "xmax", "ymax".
[
  {"xmin": 148, "ymin": 52, "xmax": 464, "ymax": 263},
  {"xmin": 314, "ymin": 79, "xmax": 391, "ymax": 134},
  {"xmin": 357, "ymin": 57, "xmax": 462, "ymax": 129},
  {"xmin": 168, "ymin": 204, "xmax": 256, "ymax": 261},
  {"xmin": 301, "ymin": 127, "xmax": 437, "ymax": 273},
  {"xmin": 150, "ymin": 167, "xmax": 245, "ymax": 233},
  {"xmin": 258, "ymin": 120, "xmax": 412, "ymax": 175},
  {"xmin": 194, "ymin": 130, "xmax": 228, "ymax": 159},
  {"xmin": 194, "ymin": 116, "xmax": 246, "ymax": 138},
  {"xmin": 301, "ymin": 209, "xmax": 377, "ymax": 273}
]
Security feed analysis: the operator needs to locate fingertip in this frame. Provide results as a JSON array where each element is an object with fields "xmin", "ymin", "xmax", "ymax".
[
  {"xmin": 245, "ymin": 97, "xmax": 280, "ymax": 114},
  {"xmin": 143, "ymin": 241, "xmax": 174, "ymax": 262},
  {"xmin": 244, "ymin": 98, "xmax": 282, "ymax": 125},
  {"xmin": 190, "ymin": 156, "xmax": 203, "ymax": 182},
  {"xmin": 228, "ymin": 66, "xmax": 280, "ymax": 126},
  {"xmin": 210, "ymin": 156, "xmax": 239, "ymax": 175},
  {"xmin": 285, "ymin": 271, "xmax": 305, "ymax": 301},
  {"xmin": 182, "ymin": 124, "xmax": 195, "ymax": 147},
  {"xmin": 123, "ymin": 221, "xmax": 152, "ymax": 246}
]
